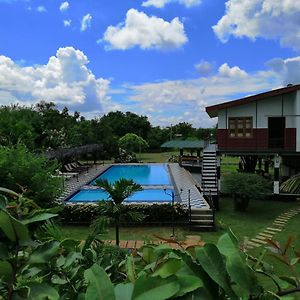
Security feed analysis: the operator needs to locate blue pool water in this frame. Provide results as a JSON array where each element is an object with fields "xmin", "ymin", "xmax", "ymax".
[
  {"xmin": 91, "ymin": 164, "xmax": 171, "ymax": 186},
  {"xmin": 68, "ymin": 189, "xmax": 174, "ymax": 203}
]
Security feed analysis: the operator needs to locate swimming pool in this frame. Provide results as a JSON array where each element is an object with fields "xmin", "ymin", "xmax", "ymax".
[
  {"xmin": 68, "ymin": 188, "xmax": 174, "ymax": 203},
  {"xmin": 90, "ymin": 164, "xmax": 171, "ymax": 186}
]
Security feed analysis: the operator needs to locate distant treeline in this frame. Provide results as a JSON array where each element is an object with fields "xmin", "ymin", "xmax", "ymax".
[{"xmin": 0, "ymin": 101, "xmax": 216, "ymax": 159}]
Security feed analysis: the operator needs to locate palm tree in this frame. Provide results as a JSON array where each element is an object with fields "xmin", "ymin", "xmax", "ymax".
[{"xmin": 95, "ymin": 178, "xmax": 143, "ymax": 246}]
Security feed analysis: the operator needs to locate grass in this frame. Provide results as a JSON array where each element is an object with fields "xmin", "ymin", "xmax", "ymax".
[{"xmin": 61, "ymin": 197, "xmax": 299, "ymax": 245}]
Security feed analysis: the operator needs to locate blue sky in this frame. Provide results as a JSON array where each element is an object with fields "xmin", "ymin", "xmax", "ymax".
[{"xmin": 0, "ymin": 0, "xmax": 300, "ymax": 127}]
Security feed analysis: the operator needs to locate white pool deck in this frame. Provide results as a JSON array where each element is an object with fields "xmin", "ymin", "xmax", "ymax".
[{"xmin": 56, "ymin": 163, "xmax": 210, "ymax": 209}]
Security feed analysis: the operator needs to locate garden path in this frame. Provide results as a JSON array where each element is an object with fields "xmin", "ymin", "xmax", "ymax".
[{"xmin": 245, "ymin": 203, "xmax": 300, "ymax": 250}]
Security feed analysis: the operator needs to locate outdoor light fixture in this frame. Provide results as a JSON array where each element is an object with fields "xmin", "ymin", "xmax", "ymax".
[{"xmin": 164, "ymin": 188, "xmax": 183, "ymax": 238}]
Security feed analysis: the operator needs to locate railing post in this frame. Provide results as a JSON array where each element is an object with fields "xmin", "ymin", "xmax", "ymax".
[{"xmin": 188, "ymin": 189, "xmax": 191, "ymax": 230}]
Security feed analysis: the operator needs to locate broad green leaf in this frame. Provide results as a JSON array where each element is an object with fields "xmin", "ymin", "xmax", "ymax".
[
  {"xmin": 0, "ymin": 261, "xmax": 13, "ymax": 283},
  {"xmin": 29, "ymin": 241, "xmax": 60, "ymax": 264},
  {"xmin": 132, "ymin": 275, "xmax": 180, "ymax": 300},
  {"xmin": 0, "ymin": 210, "xmax": 30, "ymax": 244},
  {"xmin": 175, "ymin": 275, "xmax": 203, "ymax": 297},
  {"xmin": 175, "ymin": 250, "xmax": 218, "ymax": 299},
  {"xmin": 217, "ymin": 233, "xmax": 258, "ymax": 298},
  {"xmin": 84, "ymin": 264, "xmax": 115, "ymax": 300},
  {"xmin": 63, "ymin": 252, "xmax": 83, "ymax": 268},
  {"xmin": 115, "ymin": 283, "xmax": 134, "ymax": 300},
  {"xmin": 22, "ymin": 266, "xmax": 42, "ymax": 278},
  {"xmin": 290, "ymin": 257, "xmax": 300, "ymax": 266},
  {"xmin": 51, "ymin": 274, "xmax": 68, "ymax": 285},
  {"xmin": 125, "ymin": 254, "xmax": 136, "ymax": 282},
  {"xmin": 0, "ymin": 243, "xmax": 8, "ymax": 259},
  {"xmin": 22, "ymin": 213, "xmax": 58, "ymax": 225},
  {"xmin": 279, "ymin": 276, "xmax": 298, "ymax": 287},
  {"xmin": 195, "ymin": 244, "xmax": 238, "ymax": 300},
  {"xmin": 27, "ymin": 283, "xmax": 59, "ymax": 300},
  {"xmin": 152, "ymin": 258, "xmax": 181, "ymax": 278},
  {"xmin": 141, "ymin": 245, "xmax": 156, "ymax": 263},
  {"xmin": 60, "ymin": 238, "xmax": 81, "ymax": 250}
]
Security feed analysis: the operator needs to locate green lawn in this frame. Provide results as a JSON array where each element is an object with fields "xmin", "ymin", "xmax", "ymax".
[{"xmin": 61, "ymin": 197, "xmax": 300, "ymax": 245}]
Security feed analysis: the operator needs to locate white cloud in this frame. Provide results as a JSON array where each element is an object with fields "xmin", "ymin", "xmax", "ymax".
[
  {"xmin": 63, "ymin": 19, "xmax": 72, "ymax": 27},
  {"xmin": 59, "ymin": 1, "xmax": 69, "ymax": 12},
  {"xmin": 37, "ymin": 6, "xmax": 46, "ymax": 13},
  {"xmin": 213, "ymin": 0, "xmax": 300, "ymax": 51},
  {"xmin": 266, "ymin": 56, "xmax": 300, "ymax": 85},
  {"xmin": 218, "ymin": 63, "xmax": 247, "ymax": 78},
  {"xmin": 142, "ymin": 0, "xmax": 201, "ymax": 8},
  {"xmin": 102, "ymin": 9, "xmax": 188, "ymax": 50},
  {"xmin": 81, "ymin": 13, "xmax": 92, "ymax": 32},
  {"xmin": 195, "ymin": 60, "xmax": 214, "ymax": 76},
  {"xmin": 0, "ymin": 47, "xmax": 110, "ymax": 112},
  {"xmin": 122, "ymin": 62, "xmax": 282, "ymax": 127}
]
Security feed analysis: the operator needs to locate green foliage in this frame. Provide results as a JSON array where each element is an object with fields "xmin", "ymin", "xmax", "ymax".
[
  {"xmin": 222, "ymin": 172, "xmax": 270, "ymax": 211},
  {"xmin": 118, "ymin": 133, "xmax": 149, "ymax": 153},
  {"xmin": 280, "ymin": 173, "xmax": 300, "ymax": 194},
  {"xmin": 96, "ymin": 179, "xmax": 143, "ymax": 245},
  {"xmin": 0, "ymin": 144, "xmax": 61, "ymax": 206},
  {"xmin": 60, "ymin": 203, "xmax": 188, "ymax": 224},
  {"xmin": 1, "ymin": 188, "xmax": 300, "ymax": 299}
]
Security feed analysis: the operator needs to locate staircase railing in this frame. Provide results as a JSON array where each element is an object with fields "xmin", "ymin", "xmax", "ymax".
[{"xmin": 188, "ymin": 189, "xmax": 192, "ymax": 230}]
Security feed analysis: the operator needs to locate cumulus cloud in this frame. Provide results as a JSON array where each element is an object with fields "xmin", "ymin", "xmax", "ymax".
[
  {"xmin": 123, "ymin": 62, "xmax": 282, "ymax": 127},
  {"xmin": 218, "ymin": 63, "xmax": 247, "ymax": 78},
  {"xmin": 63, "ymin": 19, "xmax": 72, "ymax": 27},
  {"xmin": 142, "ymin": 0, "xmax": 201, "ymax": 8},
  {"xmin": 81, "ymin": 13, "xmax": 92, "ymax": 32},
  {"xmin": 59, "ymin": 1, "xmax": 69, "ymax": 12},
  {"xmin": 102, "ymin": 9, "xmax": 188, "ymax": 50},
  {"xmin": 195, "ymin": 60, "xmax": 214, "ymax": 76},
  {"xmin": 266, "ymin": 56, "xmax": 300, "ymax": 85},
  {"xmin": 0, "ymin": 47, "xmax": 110, "ymax": 112},
  {"xmin": 213, "ymin": 0, "xmax": 300, "ymax": 51},
  {"xmin": 37, "ymin": 6, "xmax": 46, "ymax": 13}
]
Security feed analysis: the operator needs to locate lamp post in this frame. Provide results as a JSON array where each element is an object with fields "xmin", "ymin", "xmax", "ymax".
[{"xmin": 164, "ymin": 188, "xmax": 183, "ymax": 238}]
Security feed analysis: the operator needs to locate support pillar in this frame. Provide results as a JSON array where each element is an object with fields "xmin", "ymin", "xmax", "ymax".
[
  {"xmin": 274, "ymin": 154, "xmax": 280, "ymax": 195},
  {"xmin": 264, "ymin": 159, "xmax": 269, "ymax": 175},
  {"xmin": 258, "ymin": 157, "xmax": 262, "ymax": 171},
  {"xmin": 197, "ymin": 149, "xmax": 201, "ymax": 165}
]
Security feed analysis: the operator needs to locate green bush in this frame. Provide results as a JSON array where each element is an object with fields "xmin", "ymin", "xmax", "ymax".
[
  {"xmin": 222, "ymin": 172, "xmax": 270, "ymax": 211},
  {"xmin": 60, "ymin": 203, "xmax": 188, "ymax": 224},
  {"xmin": 0, "ymin": 144, "xmax": 61, "ymax": 207}
]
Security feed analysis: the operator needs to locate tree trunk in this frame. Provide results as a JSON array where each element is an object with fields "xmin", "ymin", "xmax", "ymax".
[{"xmin": 115, "ymin": 215, "xmax": 120, "ymax": 246}]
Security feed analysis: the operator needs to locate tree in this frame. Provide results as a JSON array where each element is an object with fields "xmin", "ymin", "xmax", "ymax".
[
  {"xmin": 0, "ymin": 144, "xmax": 61, "ymax": 207},
  {"xmin": 95, "ymin": 178, "xmax": 143, "ymax": 246},
  {"xmin": 118, "ymin": 133, "xmax": 149, "ymax": 153}
]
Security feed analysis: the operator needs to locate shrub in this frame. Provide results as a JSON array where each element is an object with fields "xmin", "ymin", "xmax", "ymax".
[
  {"xmin": 222, "ymin": 172, "xmax": 270, "ymax": 211},
  {"xmin": 0, "ymin": 144, "xmax": 61, "ymax": 207},
  {"xmin": 60, "ymin": 203, "xmax": 188, "ymax": 224}
]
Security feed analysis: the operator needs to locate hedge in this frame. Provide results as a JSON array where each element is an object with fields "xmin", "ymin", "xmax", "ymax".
[{"xmin": 60, "ymin": 202, "xmax": 189, "ymax": 225}]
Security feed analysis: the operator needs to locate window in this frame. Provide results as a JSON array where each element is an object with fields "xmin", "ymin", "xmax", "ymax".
[{"xmin": 228, "ymin": 117, "xmax": 253, "ymax": 138}]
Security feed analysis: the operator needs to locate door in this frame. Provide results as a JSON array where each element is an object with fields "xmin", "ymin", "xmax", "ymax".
[{"xmin": 268, "ymin": 117, "xmax": 285, "ymax": 149}]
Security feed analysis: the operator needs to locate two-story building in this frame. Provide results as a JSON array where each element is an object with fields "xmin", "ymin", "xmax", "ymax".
[{"xmin": 206, "ymin": 83, "xmax": 300, "ymax": 196}]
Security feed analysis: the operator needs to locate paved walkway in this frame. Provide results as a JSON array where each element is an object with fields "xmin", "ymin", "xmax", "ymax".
[
  {"xmin": 55, "ymin": 164, "xmax": 110, "ymax": 202},
  {"xmin": 168, "ymin": 164, "xmax": 210, "ymax": 209},
  {"xmin": 245, "ymin": 204, "xmax": 300, "ymax": 250}
]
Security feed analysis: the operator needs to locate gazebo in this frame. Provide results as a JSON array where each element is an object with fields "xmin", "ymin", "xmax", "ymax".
[{"xmin": 160, "ymin": 139, "xmax": 204, "ymax": 167}]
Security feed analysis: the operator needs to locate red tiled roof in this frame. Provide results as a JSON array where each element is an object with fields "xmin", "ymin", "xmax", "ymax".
[{"xmin": 206, "ymin": 84, "xmax": 300, "ymax": 118}]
